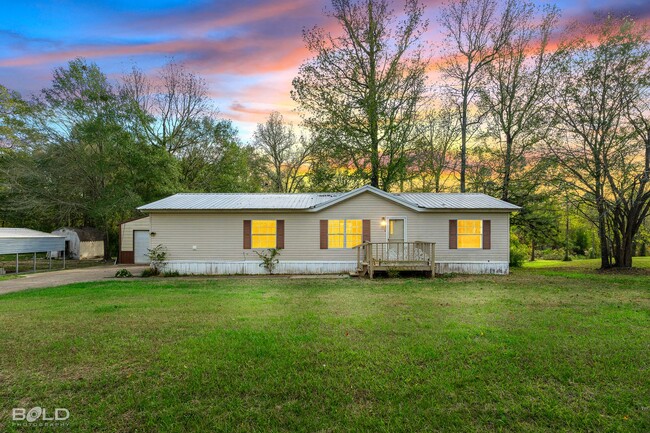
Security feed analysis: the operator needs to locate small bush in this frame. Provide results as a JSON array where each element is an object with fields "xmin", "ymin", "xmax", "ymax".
[
  {"xmin": 115, "ymin": 269, "xmax": 133, "ymax": 278},
  {"xmin": 510, "ymin": 233, "xmax": 530, "ymax": 268},
  {"xmin": 141, "ymin": 268, "xmax": 159, "ymax": 278},
  {"xmin": 163, "ymin": 270, "xmax": 180, "ymax": 277},
  {"xmin": 255, "ymin": 248, "xmax": 282, "ymax": 274}
]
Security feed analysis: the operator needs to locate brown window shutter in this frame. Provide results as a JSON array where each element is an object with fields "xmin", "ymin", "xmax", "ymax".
[
  {"xmin": 243, "ymin": 220, "xmax": 251, "ymax": 249},
  {"xmin": 320, "ymin": 220, "xmax": 328, "ymax": 249},
  {"xmin": 276, "ymin": 220, "xmax": 285, "ymax": 249},
  {"xmin": 449, "ymin": 219, "xmax": 458, "ymax": 249},
  {"xmin": 362, "ymin": 219, "xmax": 371, "ymax": 243},
  {"xmin": 483, "ymin": 220, "xmax": 491, "ymax": 250}
]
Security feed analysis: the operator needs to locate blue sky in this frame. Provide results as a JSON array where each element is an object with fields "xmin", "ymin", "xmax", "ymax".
[{"xmin": 1, "ymin": 0, "xmax": 648, "ymax": 140}]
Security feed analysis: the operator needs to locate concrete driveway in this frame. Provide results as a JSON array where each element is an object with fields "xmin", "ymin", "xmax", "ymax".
[{"xmin": 0, "ymin": 265, "xmax": 148, "ymax": 295}]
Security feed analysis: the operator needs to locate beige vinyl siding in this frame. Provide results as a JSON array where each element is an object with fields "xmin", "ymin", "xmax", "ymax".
[
  {"xmin": 120, "ymin": 217, "xmax": 150, "ymax": 251},
  {"xmin": 148, "ymin": 191, "xmax": 510, "ymax": 263}
]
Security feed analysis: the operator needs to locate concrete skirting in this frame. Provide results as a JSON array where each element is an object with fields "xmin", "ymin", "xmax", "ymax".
[{"xmin": 162, "ymin": 260, "xmax": 510, "ymax": 275}]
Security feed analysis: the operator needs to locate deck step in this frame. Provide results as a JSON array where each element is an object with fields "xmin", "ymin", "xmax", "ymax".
[{"xmin": 349, "ymin": 272, "xmax": 360, "ymax": 277}]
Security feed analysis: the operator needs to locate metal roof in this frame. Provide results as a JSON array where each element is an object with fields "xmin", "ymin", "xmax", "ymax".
[
  {"xmin": 139, "ymin": 192, "xmax": 344, "ymax": 211},
  {"xmin": 138, "ymin": 185, "xmax": 520, "ymax": 212},
  {"xmin": 0, "ymin": 228, "xmax": 63, "ymax": 239},
  {"xmin": 396, "ymin": 193, "xmax": 521, "ymax": 210},
  {"xmin": 0, "ymin": 228, "xmax": 65, "ymax": 254}
]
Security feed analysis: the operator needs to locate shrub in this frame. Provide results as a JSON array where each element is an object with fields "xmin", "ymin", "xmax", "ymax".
[
  {"xmin": 141, "ymin": 268, "xmax": 159, "ymax": 278},
  {"xmin": 115, "ymin": 269, "xmax": 133, "ymax": 278},
  {"xmin": 255, "ymin": 248, "xmax": 282, "ymax": 274},
  {"xmin": 510, "ymin": 232, "xmax": 530, "ymax": 268},
  {"xmin": 147, "ymin": 244, "xmax": 168, "ymax": 274},
  {"xmin": 163, "ymin": 270, "xmax": 180, "ymax": 277}
]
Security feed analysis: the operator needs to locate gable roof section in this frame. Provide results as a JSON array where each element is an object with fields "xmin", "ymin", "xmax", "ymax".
[
  {"xmin": 138, "ymin": 185, "xmax": 520, "ymax": 212},
  {"xmin": 309, "ymin": 185, "xmax": 422, "ymax": 212}
]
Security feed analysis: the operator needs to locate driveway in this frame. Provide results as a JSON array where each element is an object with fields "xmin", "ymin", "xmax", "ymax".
[{"xmin": 0, "ymin": 265, "xmax": 148, "ymax": 295}]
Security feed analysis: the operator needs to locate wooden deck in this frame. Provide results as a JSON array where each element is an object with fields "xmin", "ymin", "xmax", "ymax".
[{"xmin": 354, "ymin": 242, "xmax": 435, "ymax": 278}]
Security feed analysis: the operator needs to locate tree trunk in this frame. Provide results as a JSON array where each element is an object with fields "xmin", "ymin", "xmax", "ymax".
[
  {"xmin": 597, "ymin": 204, "xmax": 610, "ymax": 269},
  {"xmin": 530, "ymin": 239, "xmax": 535, "ymax": 261},
  {"xmin": 460, "ymin": 96, "xmax": 468, "ymax": 193},
  {"xmin": 103, "ymin": 229, "xmax": 111, "ymax": 262},
  {"xmin": 501, "ymin": 135, "xmax": 513, "ymax": 201}
]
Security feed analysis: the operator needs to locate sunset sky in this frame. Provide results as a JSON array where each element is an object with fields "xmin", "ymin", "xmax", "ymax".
[{"xmin": 1, "ymin": 0, "xmax": 648, "ymax": 140}]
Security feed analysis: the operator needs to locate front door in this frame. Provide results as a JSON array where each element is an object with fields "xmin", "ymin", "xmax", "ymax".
[
  {"xmin": 387, "ymin": 218, "xmax": 405, "ymax": 260},
  {"xmin": 388, "ymin": 218, "xmax": 405, "ymax": 243}
]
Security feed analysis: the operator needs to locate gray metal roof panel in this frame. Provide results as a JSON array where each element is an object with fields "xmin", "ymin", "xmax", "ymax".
[
  {"xmin": 0, "ymin": 228, "xmax": 64, "ymax": 239},
  {"xmin": 138, "ymin": 186, "xmax": 520, "ymax": 211},
  {"xmin": 139, "ymin": 192, "xmax": 344, "ymax": 211},
  {"xmin": 397, "ymin": 193, "xmax": 521, "ymax": 210}
]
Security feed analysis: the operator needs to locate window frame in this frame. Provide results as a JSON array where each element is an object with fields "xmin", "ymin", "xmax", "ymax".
[
  {"xmin": 327, "ymin": 219, "xmax": 363, "ymax": 249},
  {"xmin": 457, "ymin": 219, "xmax": 483, "ymax": 249},
  {"xmin": 251, "ymin": 219, "xmax": 277, "ymax": 249}
]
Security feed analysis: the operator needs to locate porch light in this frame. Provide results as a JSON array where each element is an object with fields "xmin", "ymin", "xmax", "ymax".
[{"xmin": 380, "ymin": 217, "xmax": 387, "ymax": 227}]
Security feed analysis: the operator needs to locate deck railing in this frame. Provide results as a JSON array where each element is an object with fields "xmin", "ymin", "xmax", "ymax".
[{"xmin": 354, "ymin": 241, "xmax": 435, "ymax": 278}]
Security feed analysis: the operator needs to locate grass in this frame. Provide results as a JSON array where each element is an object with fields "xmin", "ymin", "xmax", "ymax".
[
  {"xmin": 523, "ymin": 256, "xmax": 650, "ymax": 270},
  {"xmin": 0, "ymin": 270, "xmax": 648, "ymax": 432}
]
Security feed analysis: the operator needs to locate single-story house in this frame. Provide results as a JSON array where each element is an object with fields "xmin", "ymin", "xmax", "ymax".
[
  {"xmin": 118, "ymin": 216, "xmax": 151, "ymax": 264},
  {"xmin": 50, "ymin": 227, "xmax": 104, "ymax": 260},
  {"xmin": 136, "ymin": 185, "xmax": 520, "ymax": 275}
]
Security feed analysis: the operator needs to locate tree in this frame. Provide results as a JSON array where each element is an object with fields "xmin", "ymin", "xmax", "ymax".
[
  {"xmin": 178, "ymin": 117, "xmax": 262, "ymax": 192},
  {"xmin": 253, "ymin": 112, "xmax": 313, "ymax": 193},
  {"xmin": 292, "ymin": 0, "xmax": 428, "ymax": 191},
  {"xmin": 0, "ymin": 85, "xmax": 33, "ymax": 151},
  {"xmin": 438, "ymin": 0, "xmax": 526, "ymax": 192},
  {"xmin": 477, "ymin": 3, "xmax": 559, "ymax": 201},
  {"xmin": 548, "ymin": 16, "xmax": 650, "ymax": 268},
  {"xmin": 122, "ymin": 60, "xmax": 212, "ymax": 155},
  {"xmin": 410, "ymin": 104, "xmax": 459, "ymax": 192},
  {"xmin": 0, "ymin": 58, "xmax": 176, "ymax": 258}
]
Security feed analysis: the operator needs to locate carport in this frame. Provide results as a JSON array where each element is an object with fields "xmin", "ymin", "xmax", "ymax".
[{"xmin": 0, "ymin": 228, "xmax": 66, "ymax": 274}]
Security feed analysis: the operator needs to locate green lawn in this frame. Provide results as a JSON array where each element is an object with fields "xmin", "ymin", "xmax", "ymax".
[
  {"xmin": 523, "ymin": 256, "xmax": 650, "ymax": 270},
  {"xmin": 0, "ymin": 270, "xmax": 648, "ymax": 432}
]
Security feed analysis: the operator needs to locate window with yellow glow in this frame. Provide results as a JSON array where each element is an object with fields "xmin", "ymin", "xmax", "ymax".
[
  {"xmin": 346, "ymin": 220, "xmax": 363, "ymax": 248},
  {"xmin": 457, "ymin": 220, "xmax": 482, "ymax": 249},
  {"xmin": 328, "ymin": 219, "xmax": 362, "ymax": 248},
  {"xmin": 252, "ymin": 220, "xmax": 277, "ymax": 248}
]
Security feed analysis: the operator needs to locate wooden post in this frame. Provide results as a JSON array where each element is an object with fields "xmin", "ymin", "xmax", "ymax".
[
  {"xmin": 368, "ymin": 243, "xmax": 374, "ymax": 279},
  {"xmin": 16, "ymin": 253, "xmax": 18, "ymax": 274},
  {"xmin": 430, "ymin": 243, "xmax": 435, "ymax": 278},
  {"xmin": 356, "ymin": 245, "xmax": 361, "ymax": 273},
  {"xmin": 33, "ymin": 252, "xmax": 36, "ymax": 273}
]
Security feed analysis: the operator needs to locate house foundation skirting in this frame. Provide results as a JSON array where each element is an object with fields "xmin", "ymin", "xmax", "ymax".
[
  {"xmin": 435, "ymin": 261, "xmax": 509, "ymax": 275},
  {"xmin": 160, "ymin": 260, "xmax": 510, "ymax": 275},
  {"xmin": 161, "ymin": 260, "xmax": 358, "ymax": 275}
]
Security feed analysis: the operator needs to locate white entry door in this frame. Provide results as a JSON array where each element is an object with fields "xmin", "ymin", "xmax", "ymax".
[
  {"xmin": 133, "ymin": 230, "xmax": 150, "ymax": 264},
  {"xmin": 387, "ymin": 218, "xmax": 405, "ymax": 260},
  {"xmin": 388, "ymin": 219, "xmax": 405, "ymax": 243}
]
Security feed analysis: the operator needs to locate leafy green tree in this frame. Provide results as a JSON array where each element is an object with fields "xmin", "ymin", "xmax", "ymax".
[
  {"xmin": 0, "ymin": 58, "xmax": 176, "ymax": 257},
  {"xmin": 548, "ymin": 16, "xmax": 650, "ymax": 268},
  {"xmin": 178, "ymin": 117, "xmax": 262, "ymax": 192},
  {"xmin": 253, "ymin": 112, "xmax": 314, "ymax": 193},
  {"xmin": 292, "ymin": 0, "xmax": 429, "ymax": 191}
]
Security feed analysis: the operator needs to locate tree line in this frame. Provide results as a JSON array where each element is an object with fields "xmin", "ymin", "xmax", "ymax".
[{"xmin": 1, "ymin": 0, "xmax": 649, "ymax": 268}]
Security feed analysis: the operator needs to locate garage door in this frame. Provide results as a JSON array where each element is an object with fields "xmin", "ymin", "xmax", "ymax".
[{"xmin": 133, "ymin": 230, "xmax": 150, "ymax": 264}]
